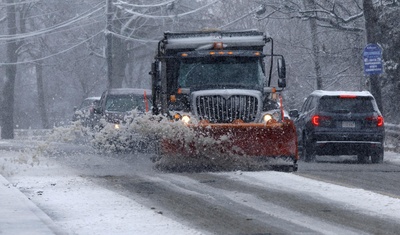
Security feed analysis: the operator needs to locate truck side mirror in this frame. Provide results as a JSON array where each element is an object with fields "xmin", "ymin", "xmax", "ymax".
[
  {"xmin": 94, "ymin": 107, "xmax": 102, "ymax": 114},
  {"xmin": 289, "ymin": 109, "xmax": 299, "ymax": 119},
  {"xmin": 277, "ymin": 57, "xmax": 286, "ymax": 79},
  {"xmin": 278, "ymin": 78, "xmax": 286, "ymax": 88},
  {"xmin": 277, "ymin": 57, "xmax": 286, "ymax": 88},
  {"xmin": 149, "ymin": 61, "xmax": 159, "ymax": 77}
]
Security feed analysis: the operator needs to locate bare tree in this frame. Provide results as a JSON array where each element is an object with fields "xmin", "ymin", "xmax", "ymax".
[
  {"xmin": 257, "ymin": 1, "xmax": 365, "ymax": 90},
  {"xmin": 4, "ymin": 0, "xmax": 394, "ymax": 129},
  {"xmin": 21, "ymin": 1, "xmax": 106, "ymax": 127},
  {"xmin": 280, "ymin": 0, "xmax": 364, "ymax": 32},
  {"xmin": 1, "ymin": 0, "xmax": 18, "ymax": 139},
  {"xmin": 105, "ymin": 0, "xmax": 220, "ymax": 89}
]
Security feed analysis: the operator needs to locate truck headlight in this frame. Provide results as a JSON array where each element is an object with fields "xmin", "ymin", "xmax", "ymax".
[
  {"xmin": 263, "ymin": 114, "xmax": 273, "ymax": 123},
  {"xmin": 262, "ymin": 111, "xmax": 281, "ymax": 123}
]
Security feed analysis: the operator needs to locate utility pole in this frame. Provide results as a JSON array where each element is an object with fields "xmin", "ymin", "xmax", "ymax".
[
  {"xmin": 106, "ymin": 0, "xmax": 113, "ymax": 89},
  {"xmin": 363, "ymin": 0, "xmax": 383, "ymax": 112},
  {"xmin": 304, "ymin": 0, "xmax": 323, "ymax": 90}
]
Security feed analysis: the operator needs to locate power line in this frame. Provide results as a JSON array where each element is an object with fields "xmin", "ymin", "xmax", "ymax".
[
  {"xmin": 220, "ymin": 4, "xmax": 267, "ymax": 29},
  {"xmin": 0, "ymin": 0, "xmax": 40, "ymax": 6},
  {"xmin": 0, "ymin": 30, "xmax": 104, "ymax": 65},
  {"xmin": 115, "ymin": 0, "xmax": 176, "ymax": 8},
  {"xmin": 0, "ymin": 15, "xmax": 105, "ymax": 47},
  {"xmin": 120, "ymin": 0, "xmax": 219, "ymax": 19},
  {"xmin": 0, "ymin": 2, "xmax": 105, "ymax": 41},
  {"xmin": 1, "ymin": 0, "xmax": 219, "ymax": 65},
  {"xmin": 110, "ymin": 31, "xmax": 159, "ymax": 43}
]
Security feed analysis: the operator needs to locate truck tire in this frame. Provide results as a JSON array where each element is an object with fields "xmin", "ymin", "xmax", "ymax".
[{"xmin": 302, "ymin": 134, "xmax": 316, "ymax": 162}]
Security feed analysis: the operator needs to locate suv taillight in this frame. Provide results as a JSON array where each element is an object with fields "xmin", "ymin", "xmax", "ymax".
[
  {"xmin": 311, "ymin": 115, "xmax": 331, "ymax": 127},
  {"xmin": 311, "ymin": 115, "xmax": 319, "ymax": 126},
  {"xmin": 366, "ymin": 115, "xmax": 384, "ymax": 127},
  {"xmin": 377, "ymin": 116, "xmax": 384, "ymax": 127}
]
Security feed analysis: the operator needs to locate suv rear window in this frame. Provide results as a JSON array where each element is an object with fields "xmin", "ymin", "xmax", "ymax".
[{"xmin": 318, "ymin": 96, "xmax": 375, "ymax": 113}]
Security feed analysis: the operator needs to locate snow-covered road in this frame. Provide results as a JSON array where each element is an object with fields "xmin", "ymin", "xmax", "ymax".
[{"xmin": 1, "ymin": 140, "xmax": 400, "ymax": 234}]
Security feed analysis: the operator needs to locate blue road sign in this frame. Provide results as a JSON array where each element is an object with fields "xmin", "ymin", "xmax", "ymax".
[{"xmin": 363, "ymin": 43, "xmax": 383, "ymax": 75}]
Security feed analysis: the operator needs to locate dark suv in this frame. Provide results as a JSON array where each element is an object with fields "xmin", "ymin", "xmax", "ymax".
[
  {"xmin": 290, "ymin": 90, "xmax": 384, "ymax": 163},
  {"xmin": 95, "ymin": 88, "xmax": 152, "ymax": 126},
  {"xmin": 72, "ymin": 96, "xmax": 100, "ymax": 127}
]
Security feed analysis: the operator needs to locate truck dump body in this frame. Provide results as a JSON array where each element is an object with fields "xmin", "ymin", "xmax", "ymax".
[{"xmin": 151, "ymin": 29, "xmax": 298, "ymax": 171}]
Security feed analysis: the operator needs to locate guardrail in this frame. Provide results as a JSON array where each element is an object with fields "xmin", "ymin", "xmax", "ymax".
[
  {"xmin": 382, "ymin": 123, "xmax": 400, "ymax": 152},
  {"xmin": 385, "ymin": 123, "xmax": 400, "ymax": 138}
]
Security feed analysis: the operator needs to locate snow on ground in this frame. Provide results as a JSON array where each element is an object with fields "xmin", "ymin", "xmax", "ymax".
[
  {"xmin": 223, "ymin": 160, "xmax": 400, "ymax": 221},
  {"xmin": 1, "ymin": 123, "xmax": 400, "ymax": 234},
  {"xmin": 1, "ymin": 145, "xmax": 400, "ymax": 235},
  {"xmin": 385, "ymin": 151, "xmax": 400, "ymax": 165},
  {"xmin": 0, "ymin": 149, "xmax": 208, "ymax": 235}
]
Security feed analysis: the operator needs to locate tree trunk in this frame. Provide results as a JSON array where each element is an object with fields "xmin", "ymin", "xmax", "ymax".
[
  {"xmin": 1, "ymin": 0, "xmax": 18, "ymax": 139},
  {"xmin": 304, "ymin": 0, "xmax": 323, "ymax": 90},
  {"xmin": 363, "ymin": 0, "xmax": 383, "ymax": 112},
  {"xmin": 106, "ymin": 0, "xmax": 127, "ymax": 89},
  {"xmin": 376, "ymin": 7, "xmax": 400, "ymax": 123},
  {"xmin": 111, "ymin": 35, "xmax": 128, "ymax": 88},
  {"xmin": 35, "ymin": 61, "xmax": 50, "ymax": 129},
  {"xmin": 106, "ymin": 0, "xmax": 114, "ymax": 89}
]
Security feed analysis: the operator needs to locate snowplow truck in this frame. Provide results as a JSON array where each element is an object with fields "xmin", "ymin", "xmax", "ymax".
[{"xmin": 150, "ymin": 29, "xmax": 298, "ymax": 171}]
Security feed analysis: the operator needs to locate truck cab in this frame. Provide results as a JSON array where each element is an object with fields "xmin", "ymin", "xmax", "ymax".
[{"xmin": 151, "ymin": 30, "xmax": 286, "ymax": 124}]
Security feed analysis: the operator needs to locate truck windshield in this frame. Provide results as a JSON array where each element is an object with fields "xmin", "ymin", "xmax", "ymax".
[{"xmin": 178, "ymin": 57, "xmax": 264, "ymax": 88}]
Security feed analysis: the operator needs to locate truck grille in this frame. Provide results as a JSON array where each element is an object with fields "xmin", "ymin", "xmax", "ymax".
[{"xmin": 195, "ymin": 95, "xmax": 259, "ymax": 123}]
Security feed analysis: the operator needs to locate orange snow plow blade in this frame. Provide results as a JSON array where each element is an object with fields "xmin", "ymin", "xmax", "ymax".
[{"xmin": 160, "ymin": 119, "xmax": 298, "ymax": 161}]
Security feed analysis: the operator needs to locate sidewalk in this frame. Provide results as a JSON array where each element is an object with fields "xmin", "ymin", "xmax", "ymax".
[
  {"xmin": 0, "ymin": 137, "xmax": 62, "ymax": 234},
  {"xmin": 0, "ymin": 171, "xmax": 63, "ymax": 235}
]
